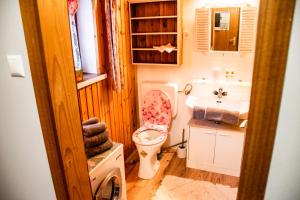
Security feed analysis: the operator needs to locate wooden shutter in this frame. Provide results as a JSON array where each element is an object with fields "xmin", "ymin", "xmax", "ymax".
[
  {"xmin": 239, "ymin": 7, "xmax": 258, "ymax": 52},
  {"xmin": 195, "ymin": 8, "xmax": 209, "ymax": 51}
]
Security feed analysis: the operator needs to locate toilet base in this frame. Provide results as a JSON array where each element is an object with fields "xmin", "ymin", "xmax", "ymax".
[
  {"xmin": 136, "ymin": 144, "xmax": 163, "ymax": 179},
  {"xmin": 138, "ymin": 159, "xmax": 160, "ymax": 179}
]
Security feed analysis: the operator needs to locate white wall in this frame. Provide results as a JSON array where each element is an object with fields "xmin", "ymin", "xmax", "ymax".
[
  {"xmin": 265, "ymin": 1, "xmax": 300, "ymax": 199},
  {"xmin": 137, "ymin": 0, "xmax": 258, "ymax": 146},
  {"xmin": 0, "ymin": 1, "xmax": 56, "ymax": 200}
]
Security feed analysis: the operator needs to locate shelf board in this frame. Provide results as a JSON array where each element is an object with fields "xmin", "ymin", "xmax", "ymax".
[
  {"xmin": 132, "ymin": 62, "xmax": 178, "ymax": 66},
  {"xmin": 132, "ymin": 48, "xmax": 178, "ymax": 51},
  {"xmin": 131, "ymin": 15, "xmax": 177, "ymax": 20},
  {"xmin": 129, "ymin": 0, "xmax": 176, "ymax": 3},
  {"xmin": 77, "ymin": 73, "xmax": 107, "ymax": 89},
  {"xmin": 131, "ymin": 32, "xmax": 177, "ymax": 36}
]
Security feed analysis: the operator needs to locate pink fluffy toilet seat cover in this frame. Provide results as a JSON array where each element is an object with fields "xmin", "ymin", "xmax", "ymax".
[{"xmin": 141, "ymin": 90, "xmax": 172, "ymax": 128}]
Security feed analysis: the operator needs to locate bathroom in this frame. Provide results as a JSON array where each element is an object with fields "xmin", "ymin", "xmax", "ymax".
[
  {"xmin": 1, "ymin": 0, "xmax": 299, "ymax": 199},
  {"xmin": 71, "ymin": 0, "xmax": 255, "ymax": 199}
]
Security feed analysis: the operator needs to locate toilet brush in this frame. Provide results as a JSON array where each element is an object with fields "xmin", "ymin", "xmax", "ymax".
[
  {"xmin": 177, "ymin": 129, "xmax": 187, "ymax": 158},
  {"xmin": 180, "ymin": 129, "xmax": 185, "ymax": 148}
]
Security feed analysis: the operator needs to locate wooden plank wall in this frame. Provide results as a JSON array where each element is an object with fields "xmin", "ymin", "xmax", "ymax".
[{"xmin": 78, "ymin": 0, "xmax": 138, "ymax": 158}]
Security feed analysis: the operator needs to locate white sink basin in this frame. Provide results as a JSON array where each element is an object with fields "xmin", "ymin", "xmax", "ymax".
[{"xmin": 185, "ymin": 95, "xmax": 250, "ymax": 120}]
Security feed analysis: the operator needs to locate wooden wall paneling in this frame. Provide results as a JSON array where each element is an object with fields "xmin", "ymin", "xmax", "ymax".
[
  {"xmin": 96, "ymin": 82, "xmax": 105, "ymax": 121},
  {"xmin": 91, "ymin": 84, "xmax": 100, "ymax": 119},
  {"xmin": 121, "ymin": 0, "xmax": 131, "ymax": 156},
  {"xmin": 19, "ymin": 1, "xmax": 69, "ymax": 199},
  {"xmin": 102, "ymin": 81, "xmax": 113, "ymax": 136},
  {"xmin": 101, "ymin": 82, "xmax": 110, "ymax": 126},
  {"xmin": 85, "ymin": 86, "xmax": 95, "ymax": 119},
  {"xmin": 35, "ymin": 0, "xmax": 93, "ymax": 199},
  {"xmin": 108, "ymin": 87, "xmax": 118, "ymax": 141},
  {"xmin": 127, "ymin": 0, "xmax": 139, "ymax": 154},
  {"xmin": 237, "ymin": 1, "xmax": 296, "ymax": 199},
  {"xmin": 79, "ymin": 89, "xmax": 89, "ymax": 121},
  {"xmin": 116, "ymin": 91, "xmax": 124, "ymax": 144}
]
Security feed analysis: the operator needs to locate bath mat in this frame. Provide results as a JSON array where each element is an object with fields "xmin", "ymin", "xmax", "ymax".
[{"xmin": 152, "ymin": 175, "xmax": 237, "ymax": 200}]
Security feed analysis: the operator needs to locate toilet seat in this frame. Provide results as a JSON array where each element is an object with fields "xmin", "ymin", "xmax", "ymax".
[{"xmin": 133, "ymin": 126, "xmax": 167, "ymax": 146}]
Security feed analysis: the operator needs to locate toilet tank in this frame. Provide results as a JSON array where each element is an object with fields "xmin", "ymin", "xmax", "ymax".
[{"xmin": 140, "ymin": 81, "xmax": 178, "ymax": 117}]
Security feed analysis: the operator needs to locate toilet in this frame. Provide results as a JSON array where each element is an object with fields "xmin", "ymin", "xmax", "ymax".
[{"xmin": 132, "ymin": 81, "xmax": 178, "ymax": 179}]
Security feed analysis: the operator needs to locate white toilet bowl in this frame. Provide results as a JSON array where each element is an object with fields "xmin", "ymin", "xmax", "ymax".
[
  {"xmin": 133, "ymin": 128, "xmax": 168, "ymax": 179},
  {"xmin": 133, "ymin": 82, "xmax": 178, "ymax": 179}
]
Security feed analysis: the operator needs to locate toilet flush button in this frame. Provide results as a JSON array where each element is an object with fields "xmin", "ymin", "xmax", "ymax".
[{"xmin": 7, "ymin": 55, "xmax": 25, "ymax": 77}]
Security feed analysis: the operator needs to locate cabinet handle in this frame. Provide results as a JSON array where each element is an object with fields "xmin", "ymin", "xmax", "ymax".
[
  {"xmin": 219, "ymin": 133, "xmax": 230, "ymax": 137},
  {"xmin": 203, "ymin": 132, "xmax": 215, "ymax": 135}
]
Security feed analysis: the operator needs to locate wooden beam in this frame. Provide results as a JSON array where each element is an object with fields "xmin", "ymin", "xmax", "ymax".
[{"xmin": 237, "ymin": 1, "xmax": 296, "ymax": 199}]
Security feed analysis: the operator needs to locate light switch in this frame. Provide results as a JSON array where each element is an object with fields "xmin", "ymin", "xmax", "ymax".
[{"xmin": 7, "ymin": 55, "xmax": 25, "ymax": 77}]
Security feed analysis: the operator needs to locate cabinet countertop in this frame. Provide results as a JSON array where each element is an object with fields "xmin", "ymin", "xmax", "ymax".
[{"xmin": 189, "ymin": 119, "xmax": 246, "ymax": 133}]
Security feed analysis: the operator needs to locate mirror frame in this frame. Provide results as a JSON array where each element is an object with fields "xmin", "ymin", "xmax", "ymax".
[{"xmin": 209, "ymin": 7, "xmax": 241, "ymax": 53}]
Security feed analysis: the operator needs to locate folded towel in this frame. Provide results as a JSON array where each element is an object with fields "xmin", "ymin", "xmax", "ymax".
[
  {"xmin": 205, "ymin": 107, "xmax": 240, "ymax": 125},
  {"xmin": 205, "ymin": 107, "xmax": 223, "ymax": 122},
  {"xmin": 84, "ymin": 130, "xmax": 108, "ymax": 148},
  {"xmin": 82, "ymin": 117, "xmax": 99, "ymax": 125},
  {"xmin": 85, "ymin": 139, "xmax": 113, "ymax": 158},
  {"xmin": 222, "ymin": 110, "xmax": 240, "ymax": 125},
  {"xmin": 193, "ymin": 106, "xmax": 206, "ymax": 120},
  {"xmin": 83, "ymin": 122, "xmax": 106, "ymax": 136}
]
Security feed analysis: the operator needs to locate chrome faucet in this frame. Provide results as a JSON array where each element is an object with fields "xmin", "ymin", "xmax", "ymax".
[{"xmin": 213, "ymin": 87, "xmax": 228, "ymax": 102}]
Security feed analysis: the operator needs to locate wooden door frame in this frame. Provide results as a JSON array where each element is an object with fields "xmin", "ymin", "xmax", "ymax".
[{"xmin": 19, "ymin": 0, "xmax": 296, "ymax": 199}]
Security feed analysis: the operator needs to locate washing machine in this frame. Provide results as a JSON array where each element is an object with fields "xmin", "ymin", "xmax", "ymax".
[{"xmin": 88, "ymin": 143, "xmax": 126, "ymax": 200}]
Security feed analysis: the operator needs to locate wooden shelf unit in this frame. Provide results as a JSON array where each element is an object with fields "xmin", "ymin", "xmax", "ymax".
[{"xmin": 129, "ymin": 0, "xmax": 182, "ymax": 66}]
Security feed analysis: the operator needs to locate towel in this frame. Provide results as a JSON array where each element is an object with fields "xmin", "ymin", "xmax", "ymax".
[
  {"xmin": 222, "ymin": 110, "xmax": 240, "ymax": 125},
  {"xmin": 85, "ymin": 139, "xmax": 113, "ymax": 158},
  {"xmin": 193, "ymin": 106, "xmax": 240, "ymax": 125},
  {"xmin": 82, "ymin": 117, "xmax": 99, "ymax": 125},
  {"xmin": 83, "ymin": 122, "xmax": 106, "ymax": 136},
  {"xmin": 84, "ymin": 131, "xmax": 109, "ymax": 148},
  {"xmin": 205, "ymin": 107, "xmax": 240, "ymax": 125},
  {"xmin": 205, "ymin": 107, "xmax": 223, "ymax": 122},
  {"xmin": 193, "ymin": 106, "xmax": 206, "ymax": 120}
]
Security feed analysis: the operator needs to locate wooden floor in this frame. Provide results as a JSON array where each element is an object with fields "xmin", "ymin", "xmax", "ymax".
[{"xmin": 125, "ymin": 151, "xmax": 239, "ymax": 200}]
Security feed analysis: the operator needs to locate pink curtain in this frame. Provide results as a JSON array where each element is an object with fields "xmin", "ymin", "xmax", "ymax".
[{"xmin": 104, "ymin": 0, "xmax": 124, "ymax": 91}]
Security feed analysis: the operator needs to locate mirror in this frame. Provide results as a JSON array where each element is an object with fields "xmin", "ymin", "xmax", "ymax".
[{"xmin": 211, "ymin": 7, "xmax": 240, "ymax": 52}]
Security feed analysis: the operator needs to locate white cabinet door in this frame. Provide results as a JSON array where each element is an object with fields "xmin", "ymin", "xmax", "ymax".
[
  {"xmin": 188, "ymin": 126, "xmax": 216, "ymax": 165},
  {"xmin": 214, "ymin": 130, "xmax": 245, "ymax": 171}
]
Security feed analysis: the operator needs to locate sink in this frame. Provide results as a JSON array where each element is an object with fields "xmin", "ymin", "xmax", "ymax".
[
  {"xmin": 185, "ymin": 79, "xmax": 251, "ymax": 120},
  {"xmin": 185, "ymin": 95, "xmax": 250, "ymax": 119}
]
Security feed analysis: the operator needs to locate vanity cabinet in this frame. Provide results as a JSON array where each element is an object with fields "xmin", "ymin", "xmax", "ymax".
[
  {"xmin": 189, "ymin": 127, "xmax": 216, "ymax": 165},
  {"xmin": 187, "ymin": 119, "xmax": 245, "ymax": 177}
]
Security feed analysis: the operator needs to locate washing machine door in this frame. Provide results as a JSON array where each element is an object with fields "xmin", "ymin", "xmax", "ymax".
[{"xmin": 94, "ymin": 168, "xmax": 122, "ymax": 200}]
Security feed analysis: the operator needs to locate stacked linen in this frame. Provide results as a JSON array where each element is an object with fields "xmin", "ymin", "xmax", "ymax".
[
  {"xmin": 193, "ymin": 106, "xmax": 240, "ymax": 126},
  {"xmin": 82, "ymin": 117, "xmax": 113, "ymax": 158}
]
